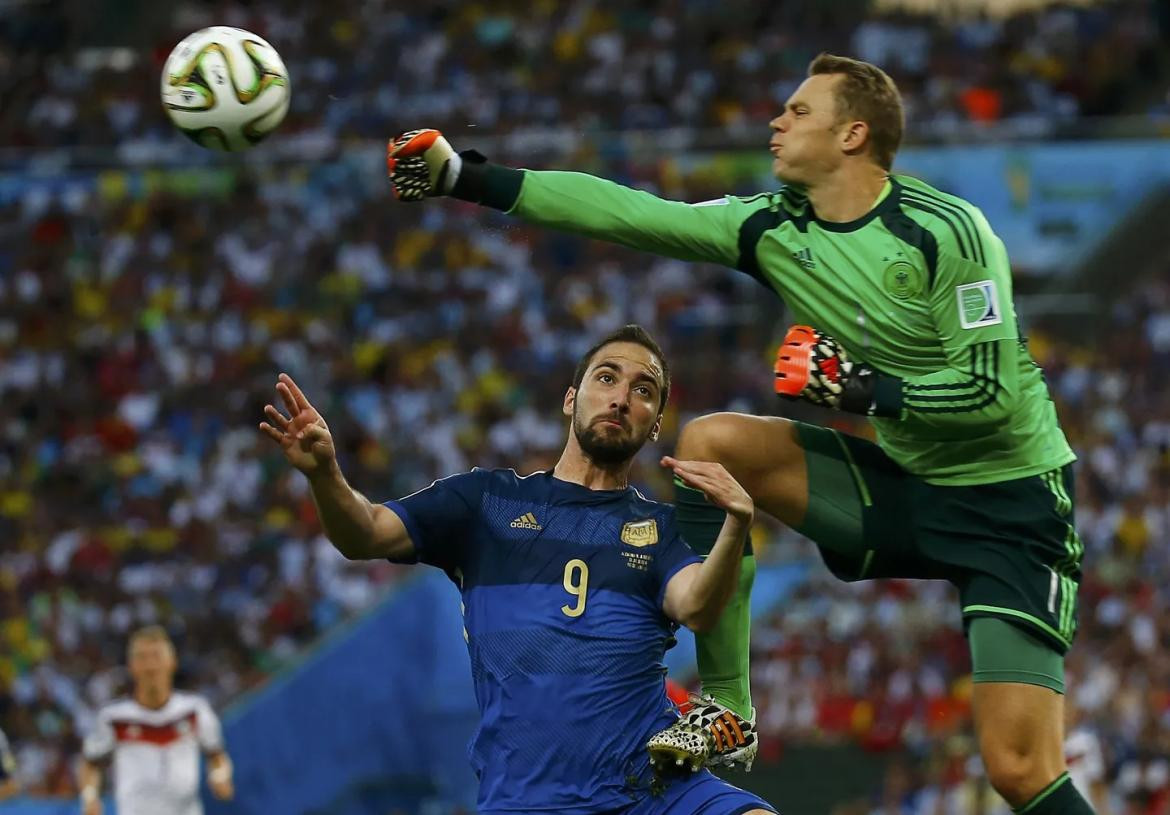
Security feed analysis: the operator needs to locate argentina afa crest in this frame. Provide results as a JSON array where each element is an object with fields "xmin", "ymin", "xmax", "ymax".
[{"xmin": 620, "ymin": 519, "xmax": 659, "ymax": 547}]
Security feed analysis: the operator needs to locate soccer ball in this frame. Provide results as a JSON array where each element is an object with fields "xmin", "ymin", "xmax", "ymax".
[{"xmin": 161, "ymin": 27, "xmax": 289, "ymax": 152}]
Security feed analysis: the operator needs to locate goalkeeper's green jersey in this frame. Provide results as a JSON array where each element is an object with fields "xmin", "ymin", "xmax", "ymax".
[{"xmin": 457, "ymin": 164, "xmax": 1075, "ymax": 485}]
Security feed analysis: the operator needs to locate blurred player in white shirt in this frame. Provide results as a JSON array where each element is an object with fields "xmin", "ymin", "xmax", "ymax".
[
  {"xmin": 1065, "ymin": 727, "xmax": 1108, "ymax": 813},
  {"xmin": 78, "ymin": 626, "xmax": 234, "ymax": 815},
  {"xmin": 1065, "ymin": 703, "xmax": 1111, "ymax": 815},
  {"xmin": 0, "ymin": 726, "xmax": 18, "ymax": 800}
]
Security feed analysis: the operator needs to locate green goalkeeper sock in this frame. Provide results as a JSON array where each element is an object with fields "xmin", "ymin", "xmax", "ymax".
[
  {"xmin": 1013, "ymin": 773, "xmax": 1095, "ymax": 814},
  {"xmin": 675, "ymin": 480, "xmax": 755, "ymax": 720}
]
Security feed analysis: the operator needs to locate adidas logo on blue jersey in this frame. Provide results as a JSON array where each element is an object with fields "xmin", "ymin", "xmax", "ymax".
[
  {"xmin": 510, "ymin": 512, "xmax": 542, "ymax": 530},
  {"xmin": 792, "ymin": 247, "xmax": 816, "ymax": 270}
]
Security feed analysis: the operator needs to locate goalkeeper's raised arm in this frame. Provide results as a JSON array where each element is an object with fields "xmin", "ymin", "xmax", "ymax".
[{"xmin": 387, "ymin": 128, "xmax": 771, "ymax": 271}]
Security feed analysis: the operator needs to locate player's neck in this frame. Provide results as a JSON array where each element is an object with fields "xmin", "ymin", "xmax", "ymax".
[
  {"xmin": 552, "ymin": 451, "xmax": 630, "ymax": 491},
  {"xmin": 805, "ymin": 164, "xmax": 889, "ymax": 223},
  {"xmin": 134, "ymin": 685, "xmax": 172, "ymax": 710}
]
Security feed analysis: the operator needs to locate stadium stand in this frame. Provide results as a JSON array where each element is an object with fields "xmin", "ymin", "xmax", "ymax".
[{"xmin": 1, "ymin": 0, "xmax": 1168, "ymax": 151}]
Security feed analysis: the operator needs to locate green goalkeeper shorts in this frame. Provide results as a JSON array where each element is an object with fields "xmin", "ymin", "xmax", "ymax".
[{"xmin": 794, "ymin": 422, "xmax": 1083, "ymax": 664}]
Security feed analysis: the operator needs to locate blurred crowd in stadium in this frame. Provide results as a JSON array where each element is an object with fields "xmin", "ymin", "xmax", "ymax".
[
  {"xmin": 3, "ymin": 0, "xmax": 1169, "ymax": 152},
  {"xmin": 3, "ymin": 0, "xmax": 1170, "ymax": 812}
]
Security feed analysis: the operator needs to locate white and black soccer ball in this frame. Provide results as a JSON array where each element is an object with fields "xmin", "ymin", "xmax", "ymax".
[{"xmin": 161, "ymin": 27, "xmax": 289, "ymax": 152}]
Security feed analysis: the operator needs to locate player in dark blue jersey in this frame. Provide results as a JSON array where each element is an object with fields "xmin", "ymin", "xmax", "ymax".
[{"xmin": 261, "ymin": 325, "xmax": 776, "ymax": 815}]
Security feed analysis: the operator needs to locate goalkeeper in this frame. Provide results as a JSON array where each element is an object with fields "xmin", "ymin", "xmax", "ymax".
[{"xmin": 388, "ymin": 53, "xmax": 1087, "ymax": 815}]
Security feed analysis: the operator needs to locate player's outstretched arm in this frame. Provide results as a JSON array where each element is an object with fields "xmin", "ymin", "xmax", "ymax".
[
  {"xmin": 388, "ymin": 129, "xmax": 769, "ymax": 270},
  {"xmin": 259, "ymin": 373, "xmax": 414, "ymax": 561},
  {"xmin": 206, "ymin": 751, "xmax": 234, "ymax": 800},
  {"xmin": 660, "ymin": 457, "xmax": 753, "ymax": 632},
  {"xmin": 78, "ymin": 759, "xmax": 103, "ymax": 815}
]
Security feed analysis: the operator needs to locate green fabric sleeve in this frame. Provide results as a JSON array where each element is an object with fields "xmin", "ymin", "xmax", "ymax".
[{"xmin": 509, "ymin": 169, "xmax": 772, "ymax": 269}]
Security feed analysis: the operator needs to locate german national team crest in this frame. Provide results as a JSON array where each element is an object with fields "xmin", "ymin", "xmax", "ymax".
[
  {"xmin": 621, "ymin": 519, "xmax": 659, "ymax": 547},
  {"xmin": 882, "ymin": 261, "xmax": 923, "ymax": 300}
]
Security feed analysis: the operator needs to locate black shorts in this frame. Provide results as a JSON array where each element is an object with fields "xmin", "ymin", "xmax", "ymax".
[{"xmin": 795, "ymin": 423, "xmax": 1082, "ymax": 654}]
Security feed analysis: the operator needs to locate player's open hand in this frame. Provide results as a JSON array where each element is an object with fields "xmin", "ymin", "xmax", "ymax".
[
  {"xmin": 259, "ymin": 373, "xmax": 336, "ymax": 476},
  {"xmin": 661, "ymin": 457, "xmax": 754, "ymax": 524}
]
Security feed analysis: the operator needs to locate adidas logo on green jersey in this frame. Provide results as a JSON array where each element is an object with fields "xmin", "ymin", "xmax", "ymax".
[{"xmin": 792, "ymin": 247, "xmax": 816, "ymax": 270}]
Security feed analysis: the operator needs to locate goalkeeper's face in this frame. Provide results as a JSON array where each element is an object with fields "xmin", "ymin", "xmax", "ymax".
[
  {"xmin": 769, "ymin": 74, "xmax": 855, "ymax": 186},
  {"xmin": 567, "ymin": 342, "xmax": 665, "ymax": 466}
]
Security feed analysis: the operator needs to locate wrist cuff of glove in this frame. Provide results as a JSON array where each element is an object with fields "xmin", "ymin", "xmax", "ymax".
[
  {"xmin": 870, "ymin": 374, "xmax": 903, "ymax": 417},
  {"xmin": 840, "ymin": 368, "xmax": 904, "ymax": 417},
  {"xmin": 450, "ymin": 150, "xmax": 524, "ymax": 210}
]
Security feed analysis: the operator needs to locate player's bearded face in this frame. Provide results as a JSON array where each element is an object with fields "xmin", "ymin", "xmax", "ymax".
[
  {"xmin": 571, "ymin": 344, "xmax": 664, "ymax": 465},
  {"xmin": 572, "ymin": 402, "xmax": 649, "ymax": 464}
]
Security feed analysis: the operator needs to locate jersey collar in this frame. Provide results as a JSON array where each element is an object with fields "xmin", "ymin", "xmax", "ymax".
[{"xmin": 812, "ymin": 178, "xmax": 899, "ymax": 234}]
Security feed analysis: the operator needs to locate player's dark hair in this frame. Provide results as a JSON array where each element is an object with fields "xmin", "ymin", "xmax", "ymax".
[
  {"xmin": 572, "ymin": 325, "xmax": 671, "ymax": 415},
  {"xmin": 808, "ymin": 53, "xmax": 904, "ymax": 171}
]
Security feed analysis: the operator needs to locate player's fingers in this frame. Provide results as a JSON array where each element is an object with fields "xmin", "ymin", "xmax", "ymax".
[
  {"xmin": 279, "ymin": 372, "xmax": 314, "ymax": 412},
  {"xmin": 674, "ymin": 466, "xmax": 742, "ymax": 504},
  {"xmin": 276, "ymin": 381, "xmax": 299, "ymax": 417},
  {"xmin": 258, "ymin": 422, "xmax": 285, "ymax": 443},
  {"xmin": 669, "ymin": 458, "xmax": 720, "ymax": 477},
  {"xmin": 264, "ymin": 404, "xmax": 289, "ymax": 428},
  {"xmin": 662, "ymin": 457, "xmax": 703, "ymax": 476},
  {"xmin": 670, "ymin": 466, "xmax": 717, "ymax": 494},
  {"xmin": 663, "ymin": 458, "xmax": 714, "ymax": 484},
  {"xmin": 289, "ymin": 414, "xmax": 324, "ymax": 441},
  {"xmin": 685, "ymin": 467, "xmax": 736, "ymax": 493},
  {"xmin": 662, "ymin": 457, "xmax": 701, "ymax": 476},
  {"xmin": 667, "ymin": 460, "xmax": 727, "ymax": 485},
  {"xmin": 297, "ymin": 423, "xmax": 329, "ymax": 443}
]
